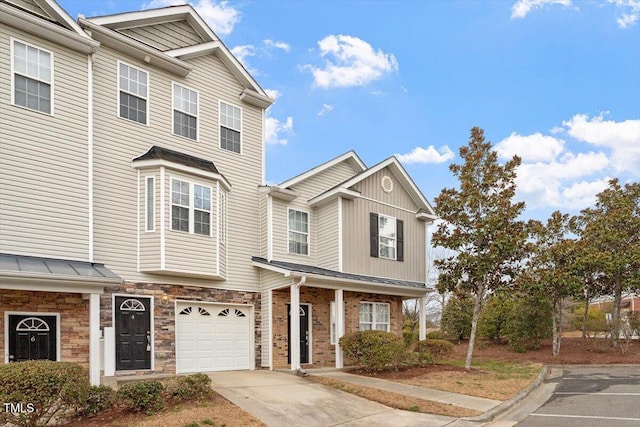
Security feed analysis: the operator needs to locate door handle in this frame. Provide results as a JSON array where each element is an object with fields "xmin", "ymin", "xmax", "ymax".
[{"xmin": 8, "ymin": 354, "xmax": 14, "ymax": 361}]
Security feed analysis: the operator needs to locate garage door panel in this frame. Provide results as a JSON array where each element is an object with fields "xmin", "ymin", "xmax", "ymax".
[{"xmin": 176, "ymin": 303, "xmax": 251, "ymax": 373}]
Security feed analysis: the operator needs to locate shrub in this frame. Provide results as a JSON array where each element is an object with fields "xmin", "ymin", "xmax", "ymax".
[
  {"xmin": 403, "ymin": 330, "xmax": 419, "ymax": 347},
  {"xmin": 0, "ymin": 360, "xmax": 90, "ymax": 427},
  {"xmin": 506, "ymin": 292, "xmax": 552, "ymax": 352},
  {"xmin": 414, "ymin": 339, "xmax": 454, "ymax": 362},
  {"xmin": 426, "ymin": 330, "xmax": 446, "ymax": 340},
  {"xmin": 83, "ymin": 385, "xmax": 116, "ymax": 417},
  {"xmin": 166, "ymin": 374, "xmax": 215, "ymax": 401},
  {"xmin": 340, "ymin": 330, "xmax": 406, "ymax": 372},
  {"xmin": 116, "ymin": 380, "xmax": 165, "ymax": 414},
  {"xmin": 571, "ymin": 306, "xmax": 606, "ymax": 331},
  {"xmin": 441, "ymin": 294, "xmax": 474, "ymax": 342},
  {"xmin": 478, "ymin": 294, "xmax": 513, "ymax": 344}
]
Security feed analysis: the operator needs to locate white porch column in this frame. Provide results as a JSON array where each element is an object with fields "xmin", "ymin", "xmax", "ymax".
[
  {"xmin": 89, "ymin": 293, "xmax": 101, "ymax": 385},
  {"xmin": 335, "ymin": 289, "xmax": 344, "ymax": 369},
  {"xmin": 290, "ymin": 282, "xmax": 301, "ymax": 370},
  {"xmin": 103, "ymin": 327, "xmax": 115, "ymax": 377},
  {"xmin": 419, "ymin": 296, "xmax": 427, "ymax": 341}
]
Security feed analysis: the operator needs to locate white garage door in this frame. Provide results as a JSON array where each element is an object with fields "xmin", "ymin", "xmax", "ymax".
[{"xmin": 176, "ymin": 302, "xmax": 251, "ymax": 373}]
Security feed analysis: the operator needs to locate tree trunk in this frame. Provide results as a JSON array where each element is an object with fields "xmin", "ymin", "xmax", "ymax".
[
  {"xmin": 611, "ymin": 276, "xmax": 622, "ymax": 348},
  {"xmin": 582, "ymin": 285, "xmax": 589, "ymax": 340},
  {"xmin": 465, "ymin": 284, "xmax": 485, "ymax": 370},
  {"xmin": 552, "ymin": 299, "xmax": 561, "ymax": 356}
]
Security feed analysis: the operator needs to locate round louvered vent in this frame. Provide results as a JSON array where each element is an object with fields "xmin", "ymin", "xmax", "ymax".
[{"xmin": 381, "ymin": 175, "xmax": 393, "ymax": 193}]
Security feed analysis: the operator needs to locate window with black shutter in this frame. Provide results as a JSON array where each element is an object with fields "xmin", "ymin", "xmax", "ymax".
[{"xmin": 370, "ymin": 213, "xmax": 404, "ymax": 261}]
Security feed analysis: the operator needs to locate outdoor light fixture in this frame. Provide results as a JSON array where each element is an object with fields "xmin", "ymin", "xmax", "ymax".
[{"xmin": 161, "ymin": 293, "xmax": 169, "ymax": 305}]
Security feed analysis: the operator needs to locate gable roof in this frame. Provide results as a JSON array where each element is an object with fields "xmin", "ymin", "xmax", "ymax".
[
  {"xmin": 309, "ymin": 156, "xmax": 437, "ymax": 218},
  {"xmin": 0, "ymin": 0, "xmax": 99, "ymax": 53},
  {"xmin": 278, "ymin": 151, "xmax": 366, "ymax": 189},
  {"xmin": 82, "ymin": 5, "xmax": 272, "ymax": 106}
]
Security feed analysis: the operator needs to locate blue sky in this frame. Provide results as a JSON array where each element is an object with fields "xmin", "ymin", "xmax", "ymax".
[{"xmin": 59, "ymin": 0, "xmax": 639, "ymax": 221}]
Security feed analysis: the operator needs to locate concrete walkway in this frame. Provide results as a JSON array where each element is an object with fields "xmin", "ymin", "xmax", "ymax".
[
  {"xmin": 313, "ymin": 371, "xmax": 502, "ymax": 413},
  {"xmin": 208, "ymin": 370, "xmax": 456, "ymax": 427}
]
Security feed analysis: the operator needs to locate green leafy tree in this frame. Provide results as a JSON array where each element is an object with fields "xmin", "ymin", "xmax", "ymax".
[
  {"xmin": 478, "ymin": 292, "xmax": 514, "ymax": 344},
  {"xmin": 574, "ymin": 179, "xmax": 640, "ymax": 347},
  {"xmin": 440, "ymin": 292, "xmax": 474, "ymax": 341},
  {"xmin": 433, "ymin": 127, "xmax": 527, "ymax": 369},
  {"xmin": 505, "ymin": 284, "xmax": 552, "ymax": 352},
  {"xmin": 527, "ymin": 211, "xmax": 582, "ymax": 356}
]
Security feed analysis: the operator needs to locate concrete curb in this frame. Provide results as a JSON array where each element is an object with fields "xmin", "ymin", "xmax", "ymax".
[{"xmin": 463, "ymin": 365, "xmax": 550, "ymax": 423}]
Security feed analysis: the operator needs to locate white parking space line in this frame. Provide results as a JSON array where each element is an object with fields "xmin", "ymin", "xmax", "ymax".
[
  {"xmin": 531, "ymin": 414, "xmax": 640, "ymax": 422},
  {"xmin": 554, "ymin": 392, "xmax": 640, "ymax": 396}
]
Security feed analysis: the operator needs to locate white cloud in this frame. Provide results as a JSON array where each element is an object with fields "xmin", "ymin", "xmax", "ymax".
[
  {"xmin": 495, "ymin": 132, "xmax": 565, "ymax": 162},
  {"xmin": 302, "ymin": 35, "xmax": 398, "ymax": 89},
  {"xmin": 318, "ymin": 104, "xmax": 334, "ymax": 116},
  {"xmin": 609, "ymin": 0, "xmax": 640, "ymax": 28},
  {"xmin": 563, "ymin": 113, "xmax": 640, "ymax": 173},
  {"xmin": 561, "ymin": 178, "xmax": 611, "ymax": 209},
  {"xmin": 511, "ymin": 0, "xmax": 573, "ymax": 19},
  {"xmin": 230, "ymin": 44, "xmax": 256, "ymax": 64},
  {"xmin": 396, "ymin": 146, "xmax": 455, "ymax": 164},
  {"xmin": 264, "ymin": 89, "xmax": 293, "ymax": 146},
  {"xmin": 141, "ymin": 0, "xmax": 240, "ymax": 36},
  {"xmin": 264, "ymin": 39, "xmax": 291, "ymax": 52}
]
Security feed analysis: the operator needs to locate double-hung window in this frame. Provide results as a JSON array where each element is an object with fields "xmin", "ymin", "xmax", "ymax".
[
  {"xmin": 219, "ymin": 101, "xmax": 242, "ymax": 153},
  {"xmin": 359, "ymin": 302, "xmax": 390, "ymax": 332},
  {"xmin": 171, "ymin": 179, "xmax": 211, "ymax": 236},
  {"xmin": 118, "ymin": 62, "xmax": 148, "ymax": 124},
  {"xmin": 370, "ymin": 213, "xmax": 404, "ymax": 261},
  {"xmin": 173, "ymin": 83, "xmax": 198, "ymax": 140},
  {"xmin": 288, "ymin": 209, "xmax": 309, "ymax": 255},
  {"xmin": 12, "ymin": 39, "xmax": 52, "ymax": 114}
]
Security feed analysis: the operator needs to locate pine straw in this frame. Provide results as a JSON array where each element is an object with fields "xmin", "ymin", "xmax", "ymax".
[{"xmin": 308, "ymin": 376, "xmax": 481, "ymax": 418}]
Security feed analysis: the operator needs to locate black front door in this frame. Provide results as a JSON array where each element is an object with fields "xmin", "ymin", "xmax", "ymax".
[
  {"xmin": 8, "ymin": 314, "xmax": 57, "ymax": 362},
  {"xmin": 115, "ymin": 296, "xmax": 151, "ymax": 370},
  {"xmin": 287, "ymin": 304, "xmax": 310, "ymax": 364}
]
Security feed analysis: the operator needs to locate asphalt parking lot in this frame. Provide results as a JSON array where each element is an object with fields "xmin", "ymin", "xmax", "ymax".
[{"xmin": 516, "ymin": 366, "xmax": 640, "ymax": 427}]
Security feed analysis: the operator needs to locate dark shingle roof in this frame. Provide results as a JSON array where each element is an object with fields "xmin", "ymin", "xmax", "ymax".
[
  {"xmin": 0, "ymin": 253, "xmax": 121, "ymax": 282},
  {"xmin": 252, "ymin": 257, "xmax": 426, "ymax": 289},
  {"xmin": 133, "ymin": 145, "xmax": 221, "ymax": 174}
]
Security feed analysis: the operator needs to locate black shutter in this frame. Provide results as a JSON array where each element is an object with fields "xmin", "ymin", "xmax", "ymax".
[
  {"xmin": 397, "ymin": 219, "xmax": 404, "ymax": 262},
  {"xmin": 370, "ymin": 213, "xmax": 379, "ymax": 258}
]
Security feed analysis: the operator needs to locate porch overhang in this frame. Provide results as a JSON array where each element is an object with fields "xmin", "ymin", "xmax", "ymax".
[
  {"xmin": 0, "ymin": 253, "xmax": 122, "ymax": 294},
  {"xmin": 252, "ymin": 257, "xmax": 433, "ymax": 298}
]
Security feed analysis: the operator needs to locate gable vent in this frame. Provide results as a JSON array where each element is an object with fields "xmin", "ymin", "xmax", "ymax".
[{"xmin": 381, "ymin": 175, "xmax": 393, "ymax": 193}]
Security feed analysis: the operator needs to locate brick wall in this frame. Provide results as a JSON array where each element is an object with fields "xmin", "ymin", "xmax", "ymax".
[
  {"xmin": 271, "ymin": 287, "xmax": 403, "ymax": 369},
  {"xmin": 0, "ymin": 290, "xmax": 90, "ymax": 367},
  {"xmin": 102, "ymin": 283, "xmax": 261, "ymax": 374}
]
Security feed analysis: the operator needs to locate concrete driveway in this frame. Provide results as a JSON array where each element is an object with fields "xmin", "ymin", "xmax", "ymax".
[{"xmin": 208, "ymin": 370, "xmax": 456, "ymax": 427}]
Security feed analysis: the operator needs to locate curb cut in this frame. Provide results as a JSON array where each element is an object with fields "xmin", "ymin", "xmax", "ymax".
[{"xmin": 463, "ymin": 365, "xmax": 550, "ymax": 423}]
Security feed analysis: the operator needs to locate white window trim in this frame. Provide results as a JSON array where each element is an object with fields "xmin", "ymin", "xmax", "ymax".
[
  {"xmin": 378, "ymin": 213, "xmax": 397, "ymax": 260},
  {"xmin": 145, "ymin": 176, "xmax": 155, "ymax": 232},
  {"xmin": 169, "ymin": 177, "xmax": 213, "ymax": 237},
  {"xmin": 359, "ymin": 302, "xmax": 390, "ymax": 332},
  {"xmin": 219, "ymin": 189, "xmax": 228, "ymax": 246},
  {"xmin": 117, "ymin": 60, "xmax": 149, "ymax": 126},
  {"xmin": 171, "ymin": 82, "xmax": 199, "ymax": 141},
  {"xmin": 218, "ymin": 99, "xmax": 243, "ymax": 154},
  {"xmin": 10, "ymin": 37, "xmax": 54, "ymax": 116},
  {"xmin": 287, "ymin": 208, "xmax": 310, "ymax": 256},
  {"xmin": 4, "ymin": 312, "xmax": 61, "ymax": 363}
]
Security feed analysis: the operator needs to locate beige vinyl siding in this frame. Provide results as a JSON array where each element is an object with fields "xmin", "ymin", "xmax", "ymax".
[
  {"xmin": 289, "ymin": 160, "xmax": 358, "ymax": 199},
  {"xmin": 259, "ymin": 191, "xmax": 267, "ymax": 257},
  {"xmin": 0, "ymin": 25, "xmax": 89, "ymax": 260},
  {"xmin": 352, "ymin": 168, "xmax": 419, "ymax": 212},
  {"xmin": 316, "ymin": 200, "xmax": 339, "ymax": 270},
  {"xmin": 6, "ymin": 0, "xmax": 52, "ymax": 19},
  {"xmin": 92, "ymin": 45, "xmax": 263, "ymax": 290},
  {"xmin": 119, "ymin": 21, "xmax": 205, "ymax": 51},
  {"xmin": 139, "ymin": 170, "xmax": 161, "ymax": 271},
  {"xmin": 342, "ymin": 175, "xmax": 425, "ymax": 282}
]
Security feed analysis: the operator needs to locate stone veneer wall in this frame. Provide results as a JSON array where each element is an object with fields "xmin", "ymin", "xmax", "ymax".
[
  {"xmin": 0, "ymin": 290, "xmax": 90, "ymax": 367},
  {"xmin": 271, "ymin": 288, "xmax": 403, "ymax": 368},
  {"xmin": 101, "ymin": 283, "xmax": 261, "ymax": 374}
]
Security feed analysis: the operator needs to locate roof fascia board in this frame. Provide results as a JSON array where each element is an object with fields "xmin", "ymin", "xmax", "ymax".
[
  {"xmin": 0, "ymin": 3, "xmax": 100, "ymax": 54},
  {"xmin": 35, "ymin": 0, "xmax": 91, "ymax": 38},
  {"xmin": 79, "ymin": 18, "xmax": 192, "ymax": 77},
  {"xmin": 279, "ymin": 151, "xmax": 366, "ymax": 189},
  {"xmin": 266, "ymin": 186, "xmax": 298, "ymax": 201},
  {"xmin": 309, "ymin": 188, "xmax": 359, "ymax": 207},
  {"xmin": 132, "ymin": 158, "xmax": 231, "ymax": 190},
  {"xmin": 0, "ymin": 273, "xmax": 121, "ymax": 290},
  {"xmin": 251, "ymin": 261, "xmax": 292, "ymax": 277}
]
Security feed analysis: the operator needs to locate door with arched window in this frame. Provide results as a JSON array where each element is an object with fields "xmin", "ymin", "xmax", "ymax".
[
  {"xmin": 115, "ymin": 296, "xmax": 151, "ymax": 370},
  {"xmin": 8, "ymin": 314, "xmax": 57, "ymax": 362}
]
